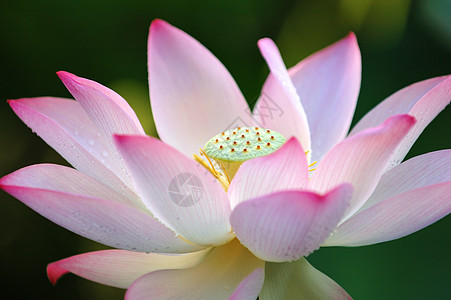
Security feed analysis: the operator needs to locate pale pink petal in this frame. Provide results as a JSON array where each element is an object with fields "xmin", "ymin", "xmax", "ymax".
[
  {"xmin": 58, "ymin": 71, "xmax": 147, "ymax": 186},
  {"xmin": 228, "ymin": 137, "xmax": 309, "ymax": 209},
  {"xmin": 230, "ymin": 184, "xmax": 353, "ymax": 262},
  {"xmin": 0, "ymin": 184, "xmax": 203, "ymax": 253},
  {"xmin": 358, "ymin": 150, "xmax": 451, "ymax": 212},
  {"xmin": 115, "ymin": 134, "xmax": 233, "ymax": 246},
  {"xmin": 350, "ymin": 76, "xmax": 451, "ymax": 171},
  {"xmin": 310, "ymin": 115, "xmax": 416, "ymax": 221},
  {"xmin": 0, "ymin": 164, "xmax": 145, "ymax": 211},
  {"xmin": 325, "ymin": 182, "xmax": 451, "ymax": 247},
  {"xmin": 288, "ymin": 33, "xmax": 361, "ymax": 163},
  {"xmin": 254, "ymin": 38, "xmax": 311, "ymax": 152},
  {"xmin": 148, "ymin": 19, "xmax": 254, "ymax": 158},
  {"xmin": 228, "ymin": 268, "xmax": 265, "ymax": 300},
  {"xmin": 8, "ymin": 97, "xmax": 136, "ymax": 196},
  {"xmin": 260, "ymin": 258, "xmax": 351, "ymax": 300},
  {"xmin": 125, "ymin": 239, "xmax": 264, "ymax": 300},
  {"xmin": 47, "ymin": 249, "xmax": 209, "ymax": 288},
  {"xmin": 57, "ymin": 71, "xmax": 145, "ymax": 136}
]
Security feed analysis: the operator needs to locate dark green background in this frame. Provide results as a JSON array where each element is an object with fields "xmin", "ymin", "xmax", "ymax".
[{"xmin": 1, "ymin": 0, "xmax": 450, "ymax": 299}]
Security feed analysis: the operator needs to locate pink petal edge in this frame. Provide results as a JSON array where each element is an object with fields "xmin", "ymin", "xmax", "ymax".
[{"xmin": 230, "ymin": 184, "xmax": 353, "ymax": 262}]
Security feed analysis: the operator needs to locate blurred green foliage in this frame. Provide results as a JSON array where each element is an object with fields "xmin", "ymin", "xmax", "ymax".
[{"xmin": 0, "ymin": 0, "xmax": 449, "ymax": 299}]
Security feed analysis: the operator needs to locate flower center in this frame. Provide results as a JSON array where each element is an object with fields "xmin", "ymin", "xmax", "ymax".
[
  {"xmin": 194, "ymin": 127, "xmax": 286, "ymax": 191},
  {"xmin": 204, "ymin": 126, "xmax": 286, "ymax": 162}
]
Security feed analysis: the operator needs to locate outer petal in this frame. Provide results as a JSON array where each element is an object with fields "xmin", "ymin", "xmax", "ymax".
[
  {"xmin": 0, "ymin": 184, "xmax": 202, "ymax": 253},
  {"xmin": 350, "ymin": 76, "xmax": 451, "ymax": 171},
  {"xmin": 358, "ymin": 149, "xmax": 451, "ymax": 211},
  {"xmin": 325, "ymin": 182, "xmax": 451, "ymax": 246},
  {"xmin": 47, "ymin": 249, "xmax": 209, "ymax": 288},
  {"xmin": 254, "ymin": 38, "xmax": 311, "ymax": 153},
  {"xmin": 58, "ymin": 71, "xmax": 146, "ymax": 185},
  {"xmin": 260, "ymin": 258, "xmax": 351, "ymax": 300},
  {"xmin": 289, "ymin": 33, "xmax": 361, "ymax": 163},
  {"xmin": 115, "ymin": 134, "xmax": 233, "ymax": 246},
  {"xmin": 228, "ymin": 137, "xmax": 309, "ymax": 209},
  {"xmin": 148, "ymin": 19, "xmax": 254, "ymax": 158},
  {"xmin": 0, "ymin": 164, "xmax": 145, "ymax": 211},
  {"xmin": 125, "ymin": 239, "xmax": 264, "ymax": 300},
  {"xmin": 57, "ymin": 71, "xmax": 145, "ymax": 136},
  {"xmin": 310, "ymin": 115, "xmax": 415, "ymax": 221},
  {"xmin": 230, "ymin": 184, "xmax": 353, "ymax": 262},
  {"xmin": 8, "ymin": 97, "xmax": 136, "ymax": 197},
  {"xmin": 228, "ymin": 268, "xmax": 265, "ymax": 300}
]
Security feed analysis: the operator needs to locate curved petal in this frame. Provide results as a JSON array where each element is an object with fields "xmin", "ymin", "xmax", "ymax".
[
  {"xmin": 0, "ymin": 164, "xmax": 145, "ymax": 211},
  {"xmin": 115, "ymin": 134, "xmax": 233, "ymax": 246},
  {"xmin": 230, "ymin": 184, "xmax": 353, "ymax": 262},
  {"xmin": 57, "ymin": 71, "xmax": 145, "ymax": 136},
  {"xmin": 289, "ymin": 33, "xmax": 361, "ymax": 163},
  {"xmin": 125, "ymin": 239, "xmax": 264, "ymax": 300},
  {"xmin": 358, "ymin": 149, "xmax": 451, "ymax": 212},
  {"xmin": 8, "ymin": 97, "xmax": 136, "ymax": 196},
  {"xmin": 350, "ymin": 75, "xmax": 451, "ymax": 171},
  {"xmin": 228, "ymin": 137, "xmax": 309, "ymax": 209},
  {"xmin": 254, "ymin": 38, "xmax": 311, "ymax": 153},
  {"xmin": 228, "ymin": 268, "xmax": 265, "ymax": 300},
  {"xmin": 58, "ymin": 71, "xmax": 146, "ymax": 186},
  {"xmin": 260, "ymin": 258, "xmax": 351, "ymax": 300},
  {"xmin": 0, "ymin": 184, "xmax": 203, "ymax": 253},
  {"xmin": 148, "ymin": 19, "xmax": 254, "ymax": 158},
  {"xmin": 325, "ymin": 182, "xmax": 451, "ymax": 247},
  {"xmin": 47, "ymin": 249, "xmax": 209, "ymax": 288},
  {"xmin": 310, "ymin": 115, "xmax": 416, "ymax": 221}
]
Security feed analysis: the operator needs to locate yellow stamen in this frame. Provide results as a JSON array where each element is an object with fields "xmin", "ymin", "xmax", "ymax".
[
  {"xmin": 194, "ymin": 150, "xmax": 230, "ymax": 191},
  {"xmin": 308, "ymin": 161, "xmax": 317, "ymax": 168}
]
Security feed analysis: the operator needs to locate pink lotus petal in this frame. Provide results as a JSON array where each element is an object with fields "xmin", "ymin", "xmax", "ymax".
[
  {"xmin": 228, "ymin": 268, "xmax": 265, "ymax": 300},
  {"xmin": 58, "ymin": 71, "xmax": 147, "ymax": 186},
  {"xmin": 260, "ymin": 258, "xmax": 351, "ymax": 299},
  {"xmin": 288, "ymin": 33, "xmax": 361, "ymax": 163},
  {"xmin": 254, "ymin": 38, "xmax": 311, "ymax": 152},
  {"xmin": 325, "ymin": 182, "xmax": 451, "ymax": 247},
  {"xmin": 310, "ymin": 114, "xmax": 416, "ymax": 221},
  {"xmin": 8, "ymin": 97, "xmax": 135, "ymax": 195},
  {"xmin": 47, "ymin": 249, "xmax": 209, "ymax": 288},
  {"xmin": 0, "ymin": 183, "xmax": 203, "ymax": 253},
  {"xmin": 148, "ymin": 19, "xmax": 254, "ymax": 158},
  {"xmin": 0, "ymin": 164, "xmax": 145, "ymax": 211},
  {"xmin": 359, "ymin": 149, "xmax": 451, "ymax": 212},
  {"xmin": 228, "ymin": 137, "xmax": 309, "ymax": 209},
  {"xmin": 125, "ymin": 239, "xmax": 264, "ymax": 300},
  {"xmin": 57, "ymin": 71, "xmax": 145, "ymax": 137},
  {"xmin": 350, "ymin": 75, "xmax": 451, "ymax": 171},
  {"xmin": 115, "ymin": 134, "xmax": 233, "ymax": 246},
  {"xmin": 230, "ymin": 184, "xmax": 353, "ymax": 262}
]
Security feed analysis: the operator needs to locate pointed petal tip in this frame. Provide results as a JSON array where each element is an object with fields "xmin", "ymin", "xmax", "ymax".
[
  {"xmin": 150, "ymin": 18, "xmax": 168, "ymax": 28},
  {"xmin": 47, "ymin": 262, "xmax": 69, "ymax": 286},
  {"xmin": 149, "ymin": 19, "xmax": 174, "ymax": 36},
  {"xmin": 286, "ymin": 136, "xmax": 301, "ymax": 145},
  {"xmin": 56, "ymin": 70, "xmax": 74, "ymax": 80},
  {"xmin": 385, "ymin": 114, "xmax": 416, "ymax": 128},
  {"xmin": 345, "ymin": 31, "xmax": 357, "ymax": 41},
  {"xmin": 56, "ymin": 71, "xmax": 83, "ymax": 88}
]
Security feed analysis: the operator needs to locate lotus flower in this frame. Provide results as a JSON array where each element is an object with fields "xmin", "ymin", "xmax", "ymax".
[{"xmin": 1, "ymin": 19, "xmax": 450, "ymax": 299}]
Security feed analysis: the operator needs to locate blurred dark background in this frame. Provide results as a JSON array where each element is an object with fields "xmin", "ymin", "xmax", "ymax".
[{"xmin": 0, "ymin": 0, "xmax": 450, "ymax": 299}]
